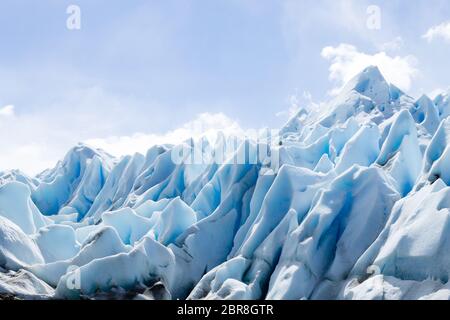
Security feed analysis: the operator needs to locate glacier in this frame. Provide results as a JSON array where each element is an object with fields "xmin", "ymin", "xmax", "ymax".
[{"xmin": 2, "ymin": 66, "xmax": 450, "ymax": 300}]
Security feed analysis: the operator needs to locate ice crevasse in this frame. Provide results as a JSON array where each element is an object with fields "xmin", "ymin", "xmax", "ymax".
[{"xmin": 2, "ymin": 66, "xmax": 450, "ymax": 300}]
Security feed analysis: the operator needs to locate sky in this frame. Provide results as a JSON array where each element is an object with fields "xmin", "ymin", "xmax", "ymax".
[{"xmin": 1, "ymin": 0, "xmax": 450, "ymax": 175}]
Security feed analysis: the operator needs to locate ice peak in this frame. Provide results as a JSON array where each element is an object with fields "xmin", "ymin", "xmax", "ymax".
[
  {"xmin": 417, "ymin": 94, "xmax": 433, "ymax": 105},
  {"xmin": 62, "ymin": 143, "xmax": 113, "ymax": 166},
  {"xmin": 68, "ymin": 142, "xmax": 97, "ymax": 155},
  {"xmin": 341, "ymin": 65, "xmax": 391, "ymax": 105},
  {"xmin": 352, "ymin": 66, "xmax": 386, "ymax": 87},
  {"xmin": 362, "ymin": 65, "xmax": 383, "ymax": 77}
]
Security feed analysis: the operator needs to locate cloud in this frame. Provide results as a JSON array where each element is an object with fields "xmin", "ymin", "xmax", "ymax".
[
  {"xmin": 0, "ymin": 107, "xmax": 244, "ymax": 175},
  {"xmin": 0, "ymin": 105, "xmax": 15, "ymax": 117},
  {"xmin": 85, "ymin": 113, "xmax": 244, "ymax": 157},
  {"xmin": 0, "ymin": 143, "xmax": 56, "ymax": 177},
  {"xmin": 380, "ymin": 37, "xmax": 404, "ymax": 52},
  {"xmin": 276, "ymin": 91, "xmax": 321, "ymax": 120},
  {"xmin": 423, "ymin": 21, "xmax": 450, "ymax": 42},
  {"xmin": 429, "ymin": 87, "xmax": 449, "ymax": 99},
  {"xmin": 321, "ymin": 43, "xmax": 418, "ymax": 94},
  {"xmin": 0, "ymin": 84, "xmax": 174, "ymax": 176},
  {"xmin": 0, "ymin": 116, "xmax": 65, "ymax": 176}
]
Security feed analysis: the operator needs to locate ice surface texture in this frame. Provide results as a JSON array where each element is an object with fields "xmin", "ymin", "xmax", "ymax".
[{"xmin": 2, "ymin": 66, "xmax": 450, "ymax": 300}]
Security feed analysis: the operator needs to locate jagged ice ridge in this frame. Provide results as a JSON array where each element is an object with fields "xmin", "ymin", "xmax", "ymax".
[{"xmin": 1, "ymin": 66, "xmax": 450, "ymax": 300}]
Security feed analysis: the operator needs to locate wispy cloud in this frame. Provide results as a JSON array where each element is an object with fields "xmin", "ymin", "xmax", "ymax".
[
  {"xmin": 0, "ymin": 83, "xmax": 172, "ymax": 175},
  {"xmin": 429, "ymin": 88, "xmax": 448, "ymax": 99},
  {"xmin": 380, "ymin": 37, "xmax": 404, "ymax": 52},
  {"xmin": 85, "ymin": 113, "xmax": 244, "ymax": 157},
  {"xmin": 321, "ymin": 43, "xmax": 418, "ymax": 94},
  {"xmin": 423, "ymin": 21, "xmax": 450, "ymax": 42},
  {"xmin": 0, "ymin": 105, "xmax": 14, "ymax": 117},
  {"xmin": 276, "ymin": 91, "xmax": 322, "ymax": 121}
]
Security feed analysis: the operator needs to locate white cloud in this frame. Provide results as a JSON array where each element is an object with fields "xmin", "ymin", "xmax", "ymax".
[
  {"xmin": 429, "ymin": 87, "xmax": 449, "ymax": 99},
  {"xmin": 321, "ymin": 43, "xmax": 418, "ymax": 94},
  {"xmin": 0, "ymin": 85, "xmax": 172, "ymax": 176},
  {"xmin": 276, "ymin": 94, "xmax": 300, "ymax": 120},
  {"xmin": 85, "ymin": 113, "xmax": 244, "ymax": 157},
  {"xmin": 276, "ymin": 91, "xmax": 321, "ymax": 120},
  {"xmin": 0, "ymin": 105, "xmax": 15, "ymax": 117},
  {"xmin": 380, "ymin": 37, "xmax": 404, "ymax": 52},
  {"xmin": 0, "ymin": 109, "xmax": 243, "ymax": 175},
  {"xmin": 423, "ymin": 21, "xmax": 450, "ymax": 43},
  {"xmin": 0, "ymin": 143, "xmax": 56, "ymax": 177}
]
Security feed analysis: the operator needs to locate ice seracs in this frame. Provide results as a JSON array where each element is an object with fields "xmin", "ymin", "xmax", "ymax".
[
  {"xmin": 32, "ymin": 144, "xmax": 113, "ymax": 218},
  {"xmin": 376, "ymin": 110, "xmax": 422, "ymax": 196},
  {"xmin": 411, "ymin": 95, "xmax": 440, "ymax": 135},
  {"xmin": 0, "ymin": 181, "xmax": 49, "ymax": 234},
  {"xmin": 422, "ymin": 118, "xmax": 450, "ymax": 185},
  {"xmin": 0, "ymin": 216, "xmax": 45, "ymax": 270},
  {"xmin": 341, "ymin": 65, "xmax": 393, "ymax": 105},
  {"xmin": 2, "ymin": 66, "xmax": 450, "ymax": 300}
]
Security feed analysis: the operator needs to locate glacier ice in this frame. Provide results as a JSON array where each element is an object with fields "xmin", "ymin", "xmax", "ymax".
[
  {"xmin": 33, "ymin": 224, "xmax": 80, "ymax": 263},
  {"xmin": 0, "ymin": 182, "xmax": 50, "ymax": 234},
  {"xmin": 3, "ymin": 66, "xmax": 450, "ymax": 300},
  {"xmin": 55, "ymin": 236, "xmax": 175, "ymax": 299},
  {"xmin": 0, "ymin": 269, "xmax": 54, "ymax": 299},
  {"xmin": 28, "ymin": 225, "xmax": 131, "ymax": 287},
  {"xmin": 0, "ymin": 216, "xmax": 45, "ymax": 270}
]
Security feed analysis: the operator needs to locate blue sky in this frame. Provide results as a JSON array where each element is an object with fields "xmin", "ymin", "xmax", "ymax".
[{"xmin": 1, "ymin": 0, "xmax": 450, "ymax": 174}]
